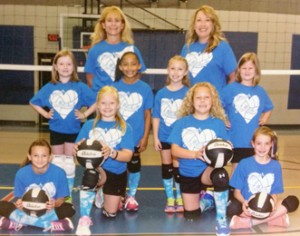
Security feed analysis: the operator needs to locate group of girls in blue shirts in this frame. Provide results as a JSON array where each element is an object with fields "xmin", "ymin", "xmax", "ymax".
[{"xmin": 1, "ymin": 4, "xmax": 299, "ymax": 236}]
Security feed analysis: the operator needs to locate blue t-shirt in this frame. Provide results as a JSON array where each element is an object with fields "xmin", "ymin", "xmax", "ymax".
[
  {"xmin": 113, "ymin": 79, "xmax": 154, "ymax": 146},
  {"xmin": 181, "ymin": 41, "xmax": 236, "ymax": 93},
  {"xmin": 167, "ymin": 115, "xmax": 228, "ymax": 177},
  {"xmin": 14, "ymin": 163, "xmax": 69, "ymax": 199},
  {"xmin": 230, "ymin": 156, "xmax": 283, "ymax": 200},
  {"xmin": 84, "ymin": 40, "xmax": 147, "ymax": 94},
  {"xmin": 30, "ymin": 81, "xmax": 95, "ymax": 134},
  {"xmin": 76, "ymin": 119, "xmax": 134, "ymax": 174},
  {"xmin": 152, "ymin": 86, "xmax": 189, "ymax": 142},
  {"xmin": 221, "ymin": 82, "xmax": 274, "ymax": 148}
]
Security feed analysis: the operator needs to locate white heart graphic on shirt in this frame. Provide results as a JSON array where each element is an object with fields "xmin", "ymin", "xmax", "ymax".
[
  {"xmin": 161, "ymin": 98, "xmax": 183, "ymax": 127},
  {"xmin": 97, "ymin": 46, "xmax": 134, "ymax": 82},
  {"xmin": 248, "ymin": 172, "xmax": 274, "ymax": 194},
  {"xmin": 186, "ymin": 51, "xmax": 213, "ymax": 77},
  {"xmin": 89, "ymin": 128, "xmax": 122, "ymax": 148},
  {"xmin": 233, "ymin": 93, "xmax": 259, "ymax": 124},
  {"xmin": 182, "ymin": 127, "xmax": 216, "ymax": 151},
  {"xmin": 119, "ymin": 91, "xmax": 143, "ymax": 120},
  {"xmin": 49, "ymin": 90, "xmax": 78, "ymax": 119}
]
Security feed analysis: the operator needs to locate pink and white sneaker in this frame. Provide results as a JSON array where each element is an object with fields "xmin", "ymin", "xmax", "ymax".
[{"xmin": 125, "ymin": 196, "xmax": 139, "ymax": 211}]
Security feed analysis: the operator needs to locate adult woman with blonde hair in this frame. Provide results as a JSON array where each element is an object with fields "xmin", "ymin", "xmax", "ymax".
[
  {"xmin": 181, "ymin": 5, "xmax": 237, "ymax": 93},
  {"xmin": 84, "ymin": 6, "xmax": 146, "ymax": 95}
]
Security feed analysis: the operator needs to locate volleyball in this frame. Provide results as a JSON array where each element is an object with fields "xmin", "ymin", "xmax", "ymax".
[
  {"xmin": 203, "ymin": 138, "xmax": 233, "ymax": 168},
  {"xmin": 76, "ymin": 139, "xmax": 104, "ymax": 169},
  {"xmin": 248, "ymin": 192, "xmax": 275, "ymax": 219},
  {"xmin": 22, "ymin": 188, "xmax": 49, "ymax": 217}
]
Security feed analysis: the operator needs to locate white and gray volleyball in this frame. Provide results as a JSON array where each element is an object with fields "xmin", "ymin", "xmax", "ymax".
[{"xmin": 203, "ymin": 138, "xmax": 233, "ymax": 168}]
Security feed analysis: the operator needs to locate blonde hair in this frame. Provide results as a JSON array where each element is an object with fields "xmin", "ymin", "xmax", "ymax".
[
  {"xmin": 51, "ymin": 49, "xmax": 79, "ymax": 84},
  {"xmin": 93, "ymin": 86, "xmax": 127, "ymax": 134},
  {"xmin": 185, "ymin": 5, "xmax": 226, "ymax": 53},
  {"xmin": 236, "ymin": 52, "xmax": 261, "ymax": 86},
  {"xmin": 166, "ymin": 55, "xmax": 190, "ymax": 87},
  {"xmin": 21, "ymin": 139, "xmax": 52, "ymax": 167},
  {"xmin": 91, "ymin": 6, "xmax": 133, "ymax": 46},
  {"xmin": 178, "ymin": 82, "xmax": 226, "ymax": 121},
  {"xmin": 252, "ymin": 126, "xmax": 278, "ymax": 159}
]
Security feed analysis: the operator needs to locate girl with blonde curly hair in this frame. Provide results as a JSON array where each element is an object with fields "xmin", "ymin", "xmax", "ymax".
[
  {"xmin": 181, "ymin": 5, "xmax": 237, "ymax": 93},
  {"xmin": 84, "ymin": 6, "xmax": 146, "ymax": 95},
  {"xmin": 168, "ymin": 82, "xmax": 231, "ymax": 236}
]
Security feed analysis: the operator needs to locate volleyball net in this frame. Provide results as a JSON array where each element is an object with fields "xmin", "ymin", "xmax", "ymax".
[{"xmin": 0, "ymin": 2, "xmax": 300, "ymax": 125}]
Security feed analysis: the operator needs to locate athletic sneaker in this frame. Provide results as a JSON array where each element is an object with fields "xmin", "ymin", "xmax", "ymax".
[
  {"xmin": 175, "ymin": 198, "xmax": 184, "ymax": 213},
  {"xmin": 50, "ymin": 218, "xmax": 74, "ymax": 232},
  {"xmin": 0, "ymin": 217, "xmax": 23, "ymax": 231},
  {"xmin": 164, "ymin": 198, "xmax": 176, "ymax": 213},
  {"xmin": 94, "ymin": 188, "xmax": 104, "ymax": 208},
  {"xmin": 125, "ymin": 196, "xmax": 139, "ymax": 211},
  {"xmin": 216, "ymin": 220, "xmax": 230, "ymax": 236},
  {"xmin": 102, "ymin": 208, "xmax": 117, "ymax": 218},
  {"xmin": 75, "ymin": 216, "xmax": 92, "ymax": 236},
  {"xmin": 267, "ymin": 213, "xmax": 290, "ymax": 227},
  {"xmin": 229, "ymin": 215, "xmax": 251, "ymax": 229}
]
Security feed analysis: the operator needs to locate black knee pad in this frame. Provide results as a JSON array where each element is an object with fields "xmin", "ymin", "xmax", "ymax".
[
  {"xmin": 173, "ymin": 167, "xmax": 181, "ymax": 183},
  {"xmin": 82, "ymin": 168, "xmax": 99, "ymax": 191},
  {"xmin": 210, "ymin": 168, "xmax": 229, "ymax": 192},
  {"xmin": 226, "ymin": 198, "xmax": 243, "ymax": 218},
  {"xmin": 162, "ymin": 164, "xmax": 173, "ymax": 179},
  {"xmin": 0, "ymin": 201, "xmax": 16, "ymax": 217},
  {"xmin": 282, "ymin": 195, "xmax": 299, "ymax": 213},
  {"xmin": 184, "ymin": 208, "xmax": 201, "ymax": 221},
  {"xmin": 127, "ymin": 155, "xmax": 141, "ymax": 173},
  {"xmin": 55, "ymin": 202, "xmax": 76, "ymax": 219}
]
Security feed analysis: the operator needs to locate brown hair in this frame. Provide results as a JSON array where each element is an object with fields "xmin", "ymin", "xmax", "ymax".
[
  {"xmin": 51, "ymin": 49, "xmax": 79, "ymax": 84},
  {"xmin": 20, "ymin": 139, "xmax": 52, "ymax": 167},
  {"xmin": 252, "ymin": 126, "xmax": 278, "ymax": 159},
  {"xmin": 236, "ymin": 52, "xmax": 261, "ymax": 86}
]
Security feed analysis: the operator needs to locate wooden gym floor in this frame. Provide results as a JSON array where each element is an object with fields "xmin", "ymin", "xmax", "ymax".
[{"xmin": 0, "ymin": 124, "xmax": 300, "ymax": 236}]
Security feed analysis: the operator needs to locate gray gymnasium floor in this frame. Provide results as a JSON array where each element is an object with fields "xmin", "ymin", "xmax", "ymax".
[{"xmin": 0, "ymin": 125, "xmax": 300, "ymax": 236}]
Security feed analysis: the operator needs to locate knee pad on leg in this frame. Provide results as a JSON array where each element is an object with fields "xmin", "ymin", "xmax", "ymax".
[
  {"xmin": 173, "ymin": 167, "xmax": 181, "ymax": 183},
  {"xmin": 55, "ymin": 202, "xmax": 76, "ymax": 219},
  {"xmin": 52, "ymin": 155, "xmax": 76, "ymax": 178},
  {"xmin": 162, "ymin": 164, "xmax": 173, "ymax": 179},
  {"xmin": 0, "ymin": 201, "xmax": 16, "ymax": 217},
  {"xmin": 210, "ymin": 168, "xmax": 229, "ymax": 192},
  {"xmin": 282, "ymin": 195, "xmax": 299, "ymax": 213},
  {"xmin": 226, "ymin": 198, "xmax": 243, "ymax": 217},
  {"xmin": 184, "ymin": 208, "xmax": 201, "ymax": 221},
  {"xmin": 127, "ymin": 155, "xmax": 141, "ymax": 173},
  {"xmin": 64, "ymin": 156, "xmax": 76, "ymax": 178},
  {"xmin": 81, "ymin": 169, "xmax": 99, "ymax": 191}
]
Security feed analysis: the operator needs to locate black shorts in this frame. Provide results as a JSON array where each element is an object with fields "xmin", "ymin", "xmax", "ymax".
[
  {"xmin": 50, "ymin": 130, "xmax": 78, "ymax": 145},
  {"xmin": 161, "ymin": 142, "xmax": 171, "ymax": 150},
  {"xmin": 180, "ymin": 173, "xmax": 208, "ymax": 194},
  {"xmin": 103, "ymin": 170, "xmax": 127, "ymax": 196},
  {"xmin": 231, "ymin": 148, "xmax": 255, "ymax": 163}
]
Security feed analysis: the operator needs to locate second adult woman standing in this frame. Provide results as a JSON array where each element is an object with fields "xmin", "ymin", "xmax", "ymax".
[
  {"xmin": 84, "ymin": 6, "xmax": 146, "ymax": 95},
  {"xmin": 181, "ymin": 5, "xmax": 237, "ymax": 93}
]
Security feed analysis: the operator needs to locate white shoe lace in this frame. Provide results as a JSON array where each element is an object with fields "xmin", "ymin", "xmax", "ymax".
[
  {"xmin": 10, "ymin": 221, "xmax": 23, "ymax": 231},
  {"xmin": 51, "ymin": 221, "xmax": 64, "ymax": 232}
]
